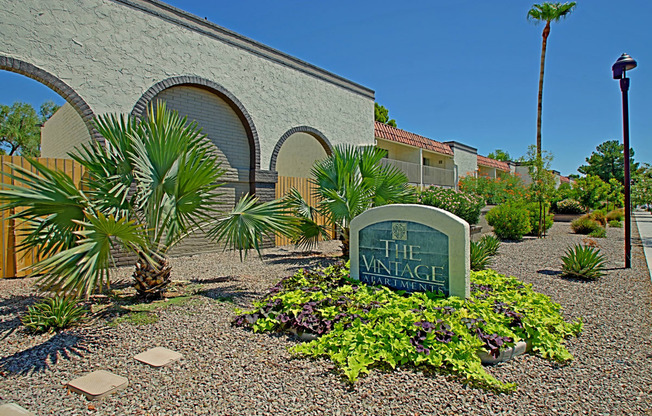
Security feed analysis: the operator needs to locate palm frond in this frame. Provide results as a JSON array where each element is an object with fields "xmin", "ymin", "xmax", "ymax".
[
  {"xmin": 0, "ymin": 159, "xmax": 88, "ymax": 257},
  {"xmin": 209, "ymin": 194, "xmax": 297, "ymax": 260},
  {"xmin": 33, "ymin": 212, "xmax": 146, "ymax": 298}
]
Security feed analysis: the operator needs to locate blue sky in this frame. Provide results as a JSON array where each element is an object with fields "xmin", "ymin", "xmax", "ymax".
[{"xmin": 1, "ymin": 0, "xmax": 650, "ymax": 176}]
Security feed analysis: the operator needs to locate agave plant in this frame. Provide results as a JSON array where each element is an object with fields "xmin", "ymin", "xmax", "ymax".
[
  {"xmin": 306, "ymin": 145, "xmax": 414, "ymax": 257},
  {"xmin": 479, "ymin": 234, "xmax": 501, "ymax": 256},
  {"xmin": 561, "ymin": 244, "xmax": 607, "ymax": 279},
  {"xmin": 21, "ymin": 296, "xmax": 87, "ymax": 333},
  {"xmin": 470, "ymin": 241, "xmax": 491, "ymax": 271},
  {"xmin": 0, "ymin": 102, "xmax": 293, "ymax": 299}
]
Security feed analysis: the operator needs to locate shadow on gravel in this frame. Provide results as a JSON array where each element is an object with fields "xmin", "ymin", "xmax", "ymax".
[
  {"xmin": 197, "ymin": 285, "xmax": 260, "ymax": 305},
  {"xmin": 0, "ymin": 328, "xmax": 104, "ymax": 375},
  {"xmin": 190, "ymin": 276, "xmax": 237, "ymax": 285},
  {"xmin": 262, "ymin": 256, "xmax": 341, "ymax": 268},
  {"xmin": 537, "ymin": 269, "xmax": 562, "ymax": 277}
]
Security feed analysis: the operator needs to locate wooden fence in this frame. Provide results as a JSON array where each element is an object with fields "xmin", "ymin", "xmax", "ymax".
[
  {"xmin": 274, "ymin": 176, "xmax": 334, "ymax": 247},
  {"xmin": 0, "ymin": 156, "xmax": 84, "ymax": 278},
  {"xmin": 0, "ymin": 168, "xmax": 329, "ymax": 278}
]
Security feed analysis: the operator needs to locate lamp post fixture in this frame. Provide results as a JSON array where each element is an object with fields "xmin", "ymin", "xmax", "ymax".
[{"xmin": 612, "ymin": 53, "xmax": 637, "ymax": 269}]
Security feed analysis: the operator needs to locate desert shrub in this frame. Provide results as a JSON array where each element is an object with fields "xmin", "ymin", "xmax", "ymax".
[
  {"xmin": 479, "ymin": 234, "xmax": 501, "ymax": 256},
  {"xmin": 21, "ymin": 296, "xmax": 87, "ymax": 333},
  {"xmin": 554, "ymin": 198, "xmax": 585, "ymax": 215},
  {"xmin": 608, "ymin": 220, "xmax": 623, "ymax": 228},
  {"xmin": 561, "ymin": 244, "xmax": 607, "ymax": 279},
  {"xmin": 606, "ymin": 209, "xmax": 624, "ymax": 222},
  {"xmin": 525, "ymin": 202, "xmax": 554, "ymax": 236},
  {"xmin": 588, "ymin": 227, "xmax": 607, "ymax": 238},
  {"xmin": 417, "ymin": 186, "xmax": 485, "ymax": 224},
  {"xmin": 486, "ymin": 204, "xmax": 532, "ymax": 240},
  {"xmin": 570, "ymin": 216, "xmax": 602, "ymax": 235},
  {"xmin": 588, "ymin": 211, "xmax": 607, "ymax": 227}
]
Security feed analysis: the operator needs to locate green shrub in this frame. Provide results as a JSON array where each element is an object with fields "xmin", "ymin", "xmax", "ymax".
[
  {"xmin": 479, "ymin": 234, "xmax": 501, "ymax": 256},
  {"xmin": 561, "ymin": 244, "xmax": 607, "ymax": 279},
  {"xmin": 470, "ymin": 241, "xmax": 491, "ymax": 271},
  {"xmin": 606, "ymin": 209, "xmax": 624, "ymax": 222},
  {"xmin": 588, "ymin": 227, "xmax": 607, "ymax": 238},
  {"xmin": 570, "ymin": 216, "xmax": 602, "ymax": 235},
  {"xmin": 554, "ymin": 198, "xmax": 585, "ymax": 215},
  {"xmin": 417, "ymin": 186, "xmax": 485, "ymax": 224},
  {"xmin": 525, "ymin": 202, "xmax": 554, "ymax": 236},
  {"xmin": 21, "ymin": 296, "xmax": 87, "ymax": 333},
  {"xmin": 234, "ymin": 264, "xmax": 582, "ymax": 392},
  {"xmin": 486, "ymin": 204, "xmax": 532, "ymax": 240},
  {"xmin": 608, "ymin": 220, "xmax": 623, "ymax": 228}
]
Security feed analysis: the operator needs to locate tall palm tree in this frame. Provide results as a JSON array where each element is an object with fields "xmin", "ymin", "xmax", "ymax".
[
  {"xmin": 308, "ymin": 145, "xmax": 414, "ymax": 257},
  {"xmin": 0, "ymin": 102, "xmax": 293, "ymax": 299},
  {"xmin": 527, "ymin": 2, "xmax": 576, "ymax": 157}
]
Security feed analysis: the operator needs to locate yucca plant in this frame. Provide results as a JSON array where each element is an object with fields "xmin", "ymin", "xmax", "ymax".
[
  {"xmin": 470, "ymin": 241, "xmax": 491, "ymax": 271},
  {"xmin": 21, "ymin": 296, "xmax": 87, "ymax": 333},
  {"xmin": 479, "ymin": 234, "xmax": 501, "ymax": 256},
  {"xmin": 561, "ymin": 244, "xmax": 607, "ymax": 279},
  {"xmin": 0, "ymin": 102, "xmax": 294, "ymax": 299}
]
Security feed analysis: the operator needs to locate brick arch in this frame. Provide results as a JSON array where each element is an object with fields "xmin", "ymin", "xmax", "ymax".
[
  {"xmin": 0, "ymin": 55, "xmax": 100, "ymax": 141},
  {"xmin": 269, "ymin": 126, "xmax": 333, "ymax": 172},
  {"xmin": 132, "ymin": 76, "xmax": 261, "ymax": 173}
]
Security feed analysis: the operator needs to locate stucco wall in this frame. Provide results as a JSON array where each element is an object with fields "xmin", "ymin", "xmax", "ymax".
[
  {"xmin": 40, "ymin": 102, "xmax": 91, "ymax": 158},
  {"xmin": 1, "ymin": 0, "xmax": 374, "ymax": 167},
  {"xmin": 446, "ymin": 141, "xmax": 478, "ymax": 179},
  {"xmin": 276, "ymin": 132, "xmax": 328, "ymax": 178}
]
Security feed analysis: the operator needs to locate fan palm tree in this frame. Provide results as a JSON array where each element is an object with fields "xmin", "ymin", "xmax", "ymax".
[
  {"xmin": 527, "ymin": 2, "xmax": 576, "ymax": 157},
  {"xmin": 0, "ymin": 102, "xmax": 293, "ymax": 299},
  {"xmin": 307, "ymin": 145, "xmax": 414, "ymax": 257}
]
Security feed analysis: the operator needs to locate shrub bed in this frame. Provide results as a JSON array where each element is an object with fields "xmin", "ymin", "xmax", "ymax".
[
  {"xmin": 234, "ymin": 263, "xmax": 582, "ymax": 392},
  {"xmin": 417, "ymin": 186, "xmax": 485, "ymax": 224},
  {"xmin": 554, "ymin": 198, "xmax": 585, "ymax": 214}
]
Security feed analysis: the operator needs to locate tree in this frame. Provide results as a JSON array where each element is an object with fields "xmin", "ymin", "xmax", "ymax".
[
  {"xmin": 572, "ymin": 175, "xmax": 609, "ymax": 210},
  {"xmin": 578, "ymin": 140, "xmax": 638, "ymax": 185},
  {"xmin": 374, "ymin": 103, "xmax": 397, "ymax": 127},
  {"xmin": 527, "ymin": 2, "xmax": 576, "ymax": 157},
  {"xmin": 632, "ymin": 164, "xmax": 652, "ymax": 210},
  {"xmin": 0, "ymin": 102, "xmax": 41, "ymax": 156},
  {"xmin": 0, "ymin": 102, "xmax": 293, "ymax": 298},
  {"xmin": 307, "ymin": 145, "xmax": 413, "ymax": 257},
  {"xmin": 524, "ymin": 146, "xmax": 556, "ymax": 237},
  {"xmin": 0, "ymin": 101, "xmax": 60, "ymax": 157},
  {"xmin": 39, "ymin": 100, "xmax": 60, "ymax": 123},
  {"xmin": 487, "ymin": 149, "xmax": 512, "ymax": 162}
]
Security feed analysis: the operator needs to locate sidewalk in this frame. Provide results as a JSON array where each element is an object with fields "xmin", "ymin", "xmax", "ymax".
[{"xmin": 633, "ymin": 210, "xmax": 652, "ymax": 280}]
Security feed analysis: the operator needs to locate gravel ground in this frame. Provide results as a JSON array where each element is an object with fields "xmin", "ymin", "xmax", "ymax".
[{"xmin": 1, "ymin": 222, "xmax": 651, "ymax": 416}]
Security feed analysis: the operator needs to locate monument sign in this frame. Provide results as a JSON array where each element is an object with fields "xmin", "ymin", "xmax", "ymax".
[{"xmin": 350, "ymin": 204, "xmax": 470, "ymax": 298}]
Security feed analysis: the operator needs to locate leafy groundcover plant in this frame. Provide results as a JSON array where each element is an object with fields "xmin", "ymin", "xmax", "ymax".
[{"xmin": 233, "ymin": 263, "xmax": 582, "ymax": 392}]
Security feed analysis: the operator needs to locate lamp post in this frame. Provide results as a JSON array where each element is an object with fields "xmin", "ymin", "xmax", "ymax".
[{"xmin": 612, "ymin": 53, "xmax": 637, "ymax": 269}]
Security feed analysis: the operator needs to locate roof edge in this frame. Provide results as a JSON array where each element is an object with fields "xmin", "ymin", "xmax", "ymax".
[{"xmin": 111, "ymin": 0, "xmax": 375, "ymax": 100}]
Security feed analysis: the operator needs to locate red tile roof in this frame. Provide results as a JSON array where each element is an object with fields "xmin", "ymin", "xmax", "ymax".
[
  {"xmin": 560, "ymin": 175, "xmax": 571, "ymax": 183},
  {"xmin": 374, "ymin": 121, "xmax": 453, "ymax": 156},
  {"xmin": 477, "ymin": 155, "xmax": 510, "ymax": 172}
]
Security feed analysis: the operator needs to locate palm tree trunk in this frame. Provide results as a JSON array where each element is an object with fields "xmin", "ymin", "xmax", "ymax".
[
  {"xmin": 133, "ymin": 251, "xmax": 172, "ymax": 299},
  {"xmin": 536, "ymin": 22, "xmax": 551, "ymax": 158}
]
